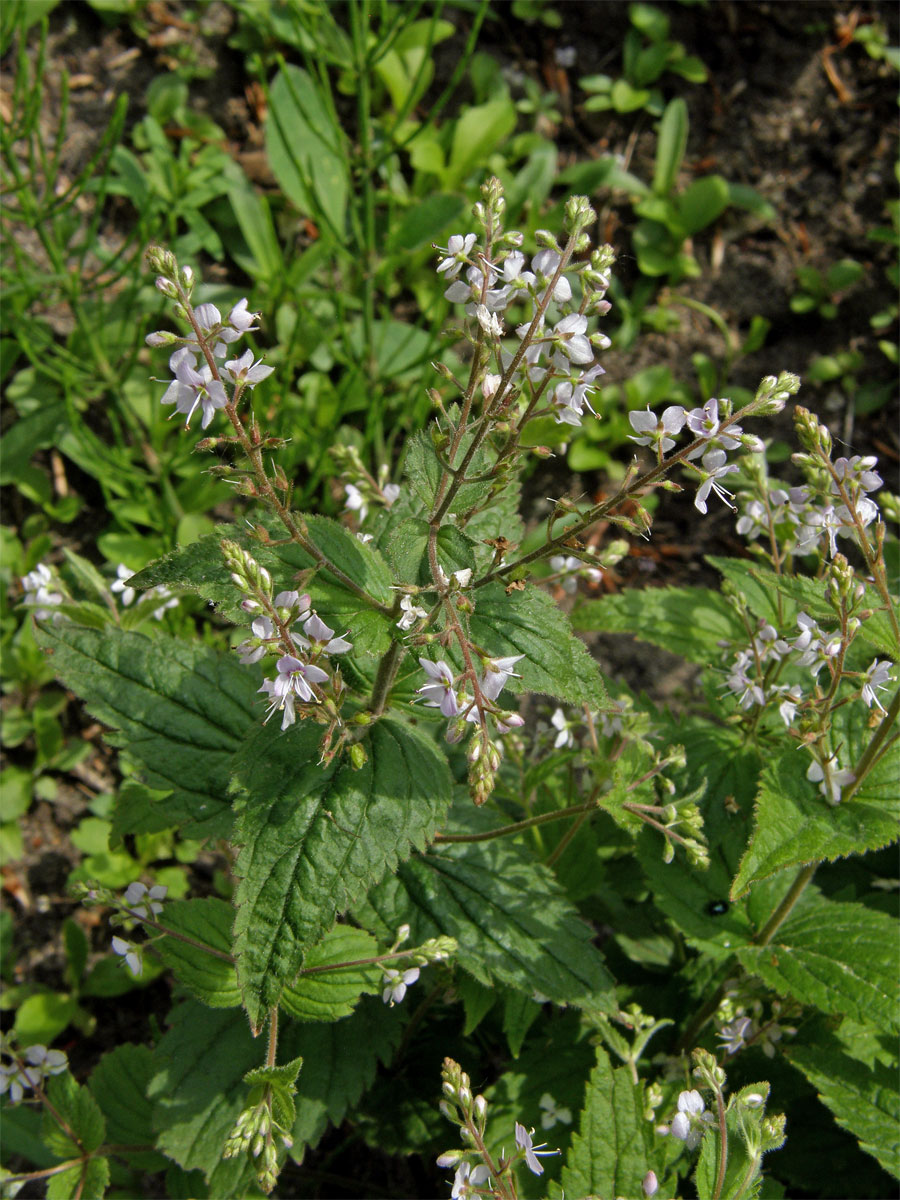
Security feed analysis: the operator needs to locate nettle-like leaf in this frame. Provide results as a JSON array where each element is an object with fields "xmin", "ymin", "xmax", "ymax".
[
  {"xmin": 736, "ymin": 895, "xmax": 900, "ymax": 1032},
  {"xmin": 731, "ymin": 746, "xmax": 899, "ymax": 898},
  {"xmin": 45, "ymin": 1158, "xmax": 110, "ymax": 1200},
  {"xmin": 560, "ymin": 1046, "xmax": 652, "ymax": 1200},
  {"xmin": 280, "ymin": 997, "xmax": 404, "ymax": 1156},
  {"xmin": 280, "ymin": 925, "xmax": 382, "ymax": 1022},
  {"xmin": 156, "ymin": 898, "xmax": 239, "ymax": 1008},
  {"xmin": 707, "ymin": 555, "xmax": 791, "ymax": 626},
  {"xmin": 88, "ymin": 1043, "xmax": 169, "ymax": 1172},
  {"xmin": 405, "ymin": 426, "xmax": 494, "ymax": 515},
  {"xmin": 469, "ymin": 581, "xmax": 607, "ymax": 707},
  {"xmin": 35, "ymin": 623, "xmax": 258, "ymax": 839},
  {"xmin": 573, "ymin": 586, "xmax": 746, "ymax": 663},
  {"xmin": 42, "ymin": 1073, "xmax": 106, "ymax": 1159},
  {"xmin": 230, "ymin": 717, "xmax": 451, "ymax": 1031},
  {"xmin": 148, "ymin": 1001, "xmax": 257, "ymax": 1196},
  {"xmin": 132, "ymin": 514, "xmax": 395, "ymax": 656},
  {"xmin": 787, "ymin": 1029, "xmax": 900, "ymax": 1180},
  {"xmin": 384, "ymin": 516, "xmax": 476, "ymax": 586},
  {"xmin": 355, "ymin": 814, "xmax": 615, "ymax": 1014}
]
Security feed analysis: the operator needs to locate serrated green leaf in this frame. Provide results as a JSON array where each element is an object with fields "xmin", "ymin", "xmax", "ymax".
[
  {"xmin": 787, "ymin": 1031, "xmax": 899, "ymax": 1179},
  {"xmin": 707, "ymin": 557, "xmax": 788, "ymax": 626},
  {"xmin": 35, "ymin": 624, "xmax": 258, "ymax": 839},
  {"xmin": 131, "ymin": 516, "xmax": 394, "ymax": 656},
  {"xmin": 231, "ymin": 718, "xmax": 451, "ymax": 1031},
  {"xmin": 281, "ymin": 998, "xmax": 404, "ymax": 1155},
  {"xmin": 43, "ymin": 1074, "xmax": 106, "ymax": 1158},
  {"xmin": 469, "ymin": 582, "xmax": 606, "ymax": 707},
  {"xmin": 156, "ymin": 898, "xmax": 239, "ymax": 1007},
  {"xmin": 694, "ymin": 1088, "xmax": 779, "ymax": 1200},
  {"xmin": 503, "ymin": 988, "xmax": 540, "ymax": 1057},
  {"xmin": 148, "ymin": 1001, "xmax": 258, "ymax": 1189},
  {"xmin": 88, "ymin": 1044, "xmax": 169, "ymax": 1172},
  {"xmin": 244, "ymin": 1054, "xmax": 303, "ymax": 1091},
  {"xmin": 736, "ymin": 896, "xmax": 899, "ymax": 1032},
  {"xmin": 561, "ymin": 1047, "xmax": 651, "ymax": 1200},
  {"xmin": 731, "ymin": 748, "xmax": 900, "ymax": 898},
  {"xmin": 404, "ymin": 428, "xmax": 493, "ymax": 515},
  {"xmin": 573, "ymin": 587, "xmax": 744, "ymax": 663},
  {"xmin": 280, "ymin": 926, "xmax": 381, "ymax": 1021},
  {"xmin": 45, "ymin": 1157, "xmax": 109, "ymax": 1200},
  {"xmin": 385, "ymin": 517, "xmax": 477, "ymax": 586},
  {"xmin": 356, "ymin": 822, "xmax": 615, "ymax": 1013}
]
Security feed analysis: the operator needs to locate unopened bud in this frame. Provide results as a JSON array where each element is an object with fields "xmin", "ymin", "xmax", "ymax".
[
  {"xmin": 532, "ymin": 445, "xmax": 554, "ymax": 458},
  {"xmin": 642, "ymin": 1170, "xmax": 659, "ymax": 1197},
  {"xmin": 155, "ymin": 276, "xmax": 178, "ymax": 298},
  {"xmin": 349, "ymin": 743, "xmax": 368, "ymax": 770}
]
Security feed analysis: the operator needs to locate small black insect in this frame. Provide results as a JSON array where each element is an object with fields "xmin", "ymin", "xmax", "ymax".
[{"xmin": 706, "ymin": 900, "xmax": 730, "ymax": 916}]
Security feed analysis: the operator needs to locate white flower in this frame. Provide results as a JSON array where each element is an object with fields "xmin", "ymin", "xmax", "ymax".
[
  {"xmin": 807, "ymin": 755, "xmax": 855, "ymax": 805},
  {"xmin": 450, "ymin": 1161, "xmax": 490, "ymax": 1198},
  {"xmin": 227, "ymin": 298, "xmax": 259, "ymax": 334},
  {"xmin": 344, "ymin": 483, "xmax": 367, "ymax": 522},
  {"xmin": 538, "ymin": 1092, "xmax": 572, "ymax": 1130},
  {"xmin": 21, "ymin": 562, "xmax": 64, "ymax": 617},
  {"xmin": 643, "ymin": 1170, "xmax": 659, "ymax": 1197},
  {"xmin": 123, "ymin": 881, "xmax": 167, "ymax": 919},
  {"xmin": 397, "ymin": 595, "xmax": 428, "ymax": 631},
  {"xmin": 551, "ymin": 313, "xmax": 592, "ymax": 365},
  {"xmin": 382, "ymin": 966, "xmax": 419, "ymax": 1006},
  {"xmin": 476, "ymin": 304, "xmax": 504, "ymax": 338},
  {"xmin": 111, "ymin": 564, "xmax": 136, "ymax": 606},
  {"xmin": 436, "ymin": 233, "xmax": 477, "ymax": 279},
  {"xmin": 514, "ymin": 1123, "xmax": 557, "ymax": 1175},
  {"xmin": 112, "ymin": 936, "xmax": 143, "ymax": 977},
  {"xmin": 670, "ymin": 1089, "xmax": 713, "ymax": 1150},
  {"xmin": 861, "ymin": 659, "xmax": 894, "ymax": 711},
  {"xmin": 550, "ymin": 707, "xmax": 574, "ymax": 748},
  {"xmin": 24, "ymin": 1045, "xmax": 67, "ymax": 1076},
  {"xmin": 685, "ymin": 397, "xmax": 743, "ymax": 460},
  {"xmin": 694, "ymin": 449, "xmax": 739, "ymax": 514},
  {"xmin": 383, "ymin": 483, "xmax": 400, "ymax": 507},
  {"xmin": 160, "ymin": 347, "xmax": 228, "ymax": 429}
]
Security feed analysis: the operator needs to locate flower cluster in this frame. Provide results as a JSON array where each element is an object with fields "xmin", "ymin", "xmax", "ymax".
[
  {"xmin": 416, "ymin": 655, "xmax": 525, "ymax": 739},
  {"xmin": 111, "ymin": 564, "xmax": 178, "ymax": 620},
  {"xmin": 0, "ymin": 1042, "xmax": 68, "ymax": 1104},
  {"xmin": 628, "ymin": 395, "xmax": 772, "ymax": 514},
  {"xmin": 438, "ymin": 214, "xmax": 613, "ymax": 431},
  {"xmin": 20, "ymin": 562, "xmax": 64, "ymax": 619},
  {"xmin": 257, "ymin": 606, "xmax": 351, "ymax": 732}
]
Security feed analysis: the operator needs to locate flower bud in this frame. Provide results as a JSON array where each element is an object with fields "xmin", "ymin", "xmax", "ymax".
[
  {"xmin": 643, "ymin": 1169, "xmax": 659, "ymax": 1197},
  {"xmin": 155, "ymin": 276, "xmax": 178, "ymax": 298}
]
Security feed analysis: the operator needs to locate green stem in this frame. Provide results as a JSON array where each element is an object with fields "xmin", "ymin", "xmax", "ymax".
[
  {"xmin": 433, "ymin": 796, "xmax": 601, "ymax": 844},
  {"xmin": 712, "ymin": 1086, "xmax": 729, "ymax": 1200},
  {"xmin": 753, "ymin": 863, "xmax": 817, "ymax": 947}
]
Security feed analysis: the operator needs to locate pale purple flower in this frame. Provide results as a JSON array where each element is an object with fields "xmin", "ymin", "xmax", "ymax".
[
  {"xmin": 111, "ymin": 564, "xmax": 136, "ymax": 606},
  {"xmin": 383, "ymin": 483, "xmax": 400, "ymax": 507},
  {"xmin": 628, "ymin": 405, "xmax": 686, "ymax": 454},
  {"xmin": 480, "ymin": 655, "xmax": 524, "ymax": 702},
  {"xmin": 685, "ymin": 397, "xmax": 744, "ymax": 460},
  {"xmin": 297, "ymin": 614, "xmax": 352, "ymax": 655},
  {"xmin": 160, "ymin": 348, "xmax": 228, "ymax": 429},
  {"xmin": 272, "ymin": 653, "xmax": 330, "ymax": 703},
  {"xmin": 861, "ymin": 659, "xmax": 895, "ymax": 711},
  {"xmin": 258, "ymin": 678, "xmax": 296, "ymax": 730},
  {"xmin": 24, "ymin": 1045, "xmax": 68, "ymax": 1077},
  {"xmin": 417, "ymin": 659, "xmax": 460, "ymax": 718},
  {"xmin": 0, "ymin": 1062, "xmax": 39, "ymax": 1104},
  {"xmin": 382, "ymin": 966, "xmax": 419, "ymax": 1006},
  {"xmin": 124, "ymin": 882, "xmax": 167, "ymax": 919},
  {"xmin": 717, "ymin": 1015, "xmax": 753, "ymax": 1055},
  {"xmin": 112, "ymin": 935, "xmax": 143, "ymax": 977},
  {"xmin": 476, "ymin": 305, "xmax": 504, "ymax": 338},
  {"xmin": 776, "ymin": 685, "xmax": 804, "ymax": 726},
  {"xmin": 222, "ymin": 349, "xmax": 274, "ymax": 388},
  {"xmin": 694, "ymin": 449, "xmax": 739, "ymax": 514},
  {"xmin": 150, "ymin": 586, "xmax": 178, "ymax": 620},
  {"xmin": 643, "ymin": 1170, "xmax": 659, "ymax": 1198},
  {"xmin": 832, "ymin": 455, "xmax": 882, "ymax": 495}
]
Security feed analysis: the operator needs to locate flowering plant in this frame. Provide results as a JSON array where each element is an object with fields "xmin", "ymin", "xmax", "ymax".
[{"xmin": 13, "ymin": 178, "xmax": 897, "ymax": 1199}]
